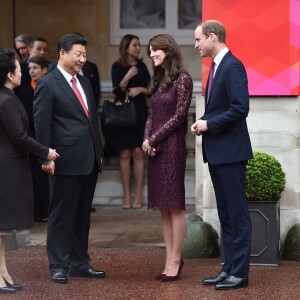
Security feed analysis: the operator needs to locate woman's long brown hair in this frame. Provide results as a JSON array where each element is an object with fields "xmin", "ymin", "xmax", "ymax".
[{"xmin": 147, "ymin": 34, "xmax": 186, "ymax": 92}]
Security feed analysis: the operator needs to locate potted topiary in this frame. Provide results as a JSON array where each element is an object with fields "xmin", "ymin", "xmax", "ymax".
[
  {"xmin": 246, "ymin": 152, "xmax": 286, "ymax": 202},
  {"xmin": 246, "ymin": 151, "xmax": 286, "ymax": 266}
]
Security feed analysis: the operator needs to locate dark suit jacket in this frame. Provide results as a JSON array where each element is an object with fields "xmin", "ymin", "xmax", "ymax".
[
  {"xmin": 201, "ymin": 51, "xmax": 253, "ymax": 165},
  {"xmin": 0, "ymin": 87, "xmax": 48, "ymax": 229},
  {"xmin": 82, "ymin": 61, "xmax": 100, "ymax": 104},
  {"xmin": 17, "ymin": 85, "xmax": 35, "ymax": 137},
  {"xmin": 13, "ymin": 60, "xmax": 30, "ymax": 97},
  {"xmin": 48, "ymin": 61, "xmax": 100, "ymax": 105},
  {"xmin": 33, "ymin": 68, "xmax": 103, "ymax": 176}
]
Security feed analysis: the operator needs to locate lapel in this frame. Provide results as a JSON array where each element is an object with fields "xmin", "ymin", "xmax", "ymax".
[
  {"xmin": 54, "ymin": 69, "xmax": 89, "ymax": 120},
  {"xmin": 205, "ymin": 51, "xmax": 232, "ymax": 111}
]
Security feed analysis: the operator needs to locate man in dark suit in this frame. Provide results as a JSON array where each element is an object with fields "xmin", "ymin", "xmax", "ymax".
[
  {"xmin": 192, "ymin": 20, "xmax": 253, "ymax": 290},
  {"xmin": 48, "ymin": 56, "xmax": 101, "ymax": 213},
  {"xmin": 33, "ymin": 33, "xmax": 105, "ymax": 284}
]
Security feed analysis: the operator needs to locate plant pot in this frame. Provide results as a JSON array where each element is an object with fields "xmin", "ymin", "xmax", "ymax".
[{"xmin": 221, "ymin": 201, "xmax": 280, "ymax": 266}]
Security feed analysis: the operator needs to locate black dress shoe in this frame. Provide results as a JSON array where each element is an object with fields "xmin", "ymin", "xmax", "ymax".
[
  {"xmin": 90, "ymin": 206, "xmax": 96, "ymax": 212},
  {"xmin": 215, "ymin": 275, "xmax": 248, "ymax": 290},
  {"xmin": 2, "ymin": 277, "xmax": 23, "ymax": 291},
  {"xmin": 69, "ymin": 267, "xmax": 106, "ymax": 278},
  {"xmin": 51, "ymin": 272, "xmax": 68, "ymax": 284},
  {"xmin": 202, "ymin": 271, "xmax": 228, "ymax": 285},
  {"xmin": 0, "ymin": 286, "xmax": 17, "ymax": 294}
]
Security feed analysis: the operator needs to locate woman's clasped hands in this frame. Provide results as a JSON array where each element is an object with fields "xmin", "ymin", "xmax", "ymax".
[{"xmin": 142, "ymin": 139, "xmax": 157, "ymax": 157}]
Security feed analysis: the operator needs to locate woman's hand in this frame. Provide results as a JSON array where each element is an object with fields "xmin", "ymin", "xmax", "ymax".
[
  {"xmin": 128, "ymin": 87, "xmax": 142, "ymax": 97},
  {"xmin": 42, "ymin": 161, "xmax": 55, "ymax": 175},
  {"xmin": 124, "ymin": 66, "xmax": 138, "ymax": 81},
  {"xmin": 47, "ymin": 148, "xmax": 60, "ymax": 161},
  {"xmin": 142, "ymin": 139, "xmax": 156, "ymax": 156},
  {"xmin": 120, "ymin": 66, "xmax": 139, "ymax": 90}
]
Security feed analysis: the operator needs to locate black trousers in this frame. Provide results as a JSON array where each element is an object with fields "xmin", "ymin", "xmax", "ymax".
[{"xmin": 47, "ymin": 168, "xmax": 98, "ymax": 273}]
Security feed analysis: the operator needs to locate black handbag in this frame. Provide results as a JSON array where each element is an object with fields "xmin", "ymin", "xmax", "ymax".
[{"xmin": 102, "ymin": 89, "xmax": 137, "ymax": 128}]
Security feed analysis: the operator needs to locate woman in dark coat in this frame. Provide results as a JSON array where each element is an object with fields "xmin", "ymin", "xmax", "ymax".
[{"xmin": 0, "ymin": 48, "xmax": 59, "ymax": 294}]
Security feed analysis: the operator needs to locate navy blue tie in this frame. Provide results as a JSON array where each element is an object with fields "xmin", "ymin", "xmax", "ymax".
[{"xmin": 206, "ymin": 61, "xmax": 215, "ymax": 102}]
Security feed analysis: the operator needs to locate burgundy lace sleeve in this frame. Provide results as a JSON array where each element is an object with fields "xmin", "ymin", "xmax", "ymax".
[
  {"xmin": 148, "ymin": 73, "xmax": 193, "ymax": 146},
  {"xmin": 144, "ymin": 106, "xmax": 153, "ymax": 140}
]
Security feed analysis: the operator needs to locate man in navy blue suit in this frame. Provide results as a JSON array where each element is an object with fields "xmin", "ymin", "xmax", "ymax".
[{"xmin": 192, "ymin": 20, "xmax": 253, "ymax": 290}]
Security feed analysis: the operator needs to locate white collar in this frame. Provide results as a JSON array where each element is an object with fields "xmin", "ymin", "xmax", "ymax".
[
  {"xmin": 57, "ymin": 64, "xmax": 78, "ymax": 83},
  {"xmin": 213, "ymin": 47, "xmax": 229, "ymax": 66}
]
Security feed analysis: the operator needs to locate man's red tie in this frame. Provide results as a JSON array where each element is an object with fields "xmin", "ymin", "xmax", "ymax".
[
  {"xmin": 206, "ymin": 61, "xmax": 215, "ymax": 102},
  {"xmin": 71, "ymin": 77, "xmax": 89, "ymax": 117}
]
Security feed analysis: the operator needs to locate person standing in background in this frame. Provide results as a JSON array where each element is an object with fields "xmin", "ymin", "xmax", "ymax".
[
  {"xmin": 14, "ymin": 34, "xmax": 32, "ymax": 61},
  {"xmin": 81, "ymin": 60, "xmax": 100, "ymax": 106},
  {"xmin": 111, "ymin": 34, "xmax": 150, "ymax": 209},
  {"xmin": 191, "ymin": 20, "xmax": 253, "ymax": 290},
  {"xmin": 18, "ymin": 56, "xmax": 50, "ymax": 222},
  {"xmin": 143, "ymin": 34, "xmax": 193, "ymax": 282},
  {"xmin": 14, "ymin": 37, "xmax": 50, "ymax": 97},
  {"xmin": 33, "ymin": 33, "xmax": 105, "ymax": 284}
]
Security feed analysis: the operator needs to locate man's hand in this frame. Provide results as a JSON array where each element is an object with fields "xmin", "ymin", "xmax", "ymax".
[
  {"xmin": 191, "ymin": 120, "xmax": 208, "ymax": 136},
  {"xmin": 47, "ymin": 148, "xmax": 60, "ymax": 161},
  {"xmin": 42, "ymin": 161, "xmax": 55, "ymax": 175}
]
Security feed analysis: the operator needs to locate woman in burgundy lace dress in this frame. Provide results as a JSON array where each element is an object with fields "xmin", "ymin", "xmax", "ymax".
[{"xmin": 143, "ymin": 34, "xmax": 193, "ymax": 282}]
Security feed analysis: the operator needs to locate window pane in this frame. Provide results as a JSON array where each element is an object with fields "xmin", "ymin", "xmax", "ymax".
[
  {"xmin": 120, "ymin": 0, "xmax": 166, "ymax": 28},
  {"xmin": 178, "ymin": 0, "xmax": 202, "ymax": 29}
]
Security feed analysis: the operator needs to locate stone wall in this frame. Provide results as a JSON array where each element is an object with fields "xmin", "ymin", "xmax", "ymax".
[{"xmin": 196, "ymin": 94, "xmax": 300, "ymax": 242}]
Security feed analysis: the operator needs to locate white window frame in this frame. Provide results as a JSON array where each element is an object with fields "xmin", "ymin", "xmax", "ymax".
[{"xmin": 110, "ymin": 0, "xmax": 199, "ymax": 45}]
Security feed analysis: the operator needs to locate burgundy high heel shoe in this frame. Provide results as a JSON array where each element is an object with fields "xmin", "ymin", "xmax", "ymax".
[
  {"xmin": 154, "ymin": 273, "xmax": 166, "ymax": 280},
  {"xmin": 161, "ymin": 259, "xmax": 184, "ymax": 282}
]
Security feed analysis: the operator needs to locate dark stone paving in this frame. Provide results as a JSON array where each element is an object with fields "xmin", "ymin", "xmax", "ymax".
[
  {"xmin": 4, "ymin": 206, "xmax": 300, "ymax": 299},
  {"xmin": 4, "ymin": 247, "xmax": 300, "ymax": 300}
]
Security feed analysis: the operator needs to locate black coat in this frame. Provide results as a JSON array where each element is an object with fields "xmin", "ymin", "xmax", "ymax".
[{"xmin": 0, "ymin": 87, "xmax": 48, "ymax": 229}]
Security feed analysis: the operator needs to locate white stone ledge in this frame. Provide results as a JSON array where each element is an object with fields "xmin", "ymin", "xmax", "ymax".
[{"xmin": 249, "ymin": 97, "xmax": 300, "ymax": 112}]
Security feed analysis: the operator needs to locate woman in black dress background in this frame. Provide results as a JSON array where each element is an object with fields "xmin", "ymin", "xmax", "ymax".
[{"xmin": 111, "ymin": 34, "xmax": 150, "ymax": 209}]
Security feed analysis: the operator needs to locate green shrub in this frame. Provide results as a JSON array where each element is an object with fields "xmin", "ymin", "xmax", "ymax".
[{"xmin": 246, "ymin": 152, "xmax": 286, "ymax": 201}]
